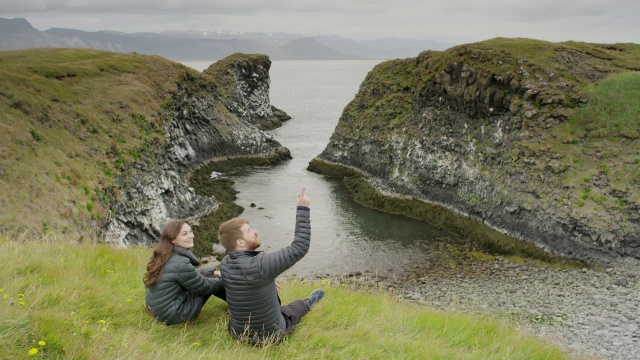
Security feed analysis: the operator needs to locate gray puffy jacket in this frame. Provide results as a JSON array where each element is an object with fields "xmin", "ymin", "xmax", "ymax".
[
  {"xmin": 220, "ymin": 206, "xmax": 310, "ymax": 344},
  {"xmin": 145, "ymin": 246, "xmax": 223, "ymax": 325}
]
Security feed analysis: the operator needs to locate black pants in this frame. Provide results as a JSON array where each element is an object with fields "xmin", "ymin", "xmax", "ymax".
[
  {"xmin": 203, "ymin": 286, "xmax": 227, "ymax": 303},
  {"xmin": 281, "ymin": 299, "xmax": 311, "ymax": 335}
]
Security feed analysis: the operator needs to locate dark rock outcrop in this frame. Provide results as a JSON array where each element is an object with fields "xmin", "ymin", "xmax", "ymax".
[
  {"xmin": 315, "ymin": 39, "xmax": 640, "ymax": 264},
  {"xmin": 104, "ymin": 54, "xmax": 290, "ymax": 247},
  {"xmin": 204, "ymin": 54, "xmax": 289, "ymax": 130}
]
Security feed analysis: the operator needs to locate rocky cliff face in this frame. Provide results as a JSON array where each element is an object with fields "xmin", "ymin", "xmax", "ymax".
[
  {"xmin": 204, "ymin": 54, "xmax": 290, "ymax": 130},
  {"xmin": 104, "ymin": 54, "xmax": 289, "ymax": 247},
  {"xmin": 316, "ymin": 39, "xmax": 640, "ymax": 264}
]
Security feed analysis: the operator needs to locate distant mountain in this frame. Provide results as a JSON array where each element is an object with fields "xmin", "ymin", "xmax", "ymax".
[
  {"xmin": 280, "ymin": 37, "xmax": 359, "ymax": 60},
  {"xmin": 161, "ymin": 30, "xmax": 300, "ymax": 46},
  {"xmin": 43, "ymin": 27, "xmax": 277, "ymax": 60},
  {"xmin": 0, "ymin": 17, "xmax": 39, "ymax": 34},
  {"xmin": 0, "ymin": 18, "xmax": 455, "ymax": 61},
  {"xmin": 0, "ymin": 17, "xmax": 70, "ymax": 50},
  {"xmin": 314, "ymin": 36, "xmax": 453, "ymax": 59}
]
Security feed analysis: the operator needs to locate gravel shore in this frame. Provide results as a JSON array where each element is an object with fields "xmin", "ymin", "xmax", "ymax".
[{"xmin": 376, "ymin": 255, "xmax": 640, "ymax": 360}]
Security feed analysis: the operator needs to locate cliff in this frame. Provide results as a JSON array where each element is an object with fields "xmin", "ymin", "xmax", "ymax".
[
  {"xmin": 313, "ymin": 38, "xmax": 640, "ymax": 264},
  {"xmin": 0, "ymin": 48, "xmax": 289, "ymax": 247},
  {"xmin": 203, "ymin": 53, "xmax": 291, "ymax": 130}
]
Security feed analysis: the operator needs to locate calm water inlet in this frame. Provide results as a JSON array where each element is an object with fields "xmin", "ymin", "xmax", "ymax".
[{"xmin": 182, "ymin": 60, "xmax": 452, "ymax": 277}]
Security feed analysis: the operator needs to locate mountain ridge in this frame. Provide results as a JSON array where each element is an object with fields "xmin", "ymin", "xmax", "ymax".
[{"xmin": 0, "ymin": 17, "xmax": 454, "ymax": 61}]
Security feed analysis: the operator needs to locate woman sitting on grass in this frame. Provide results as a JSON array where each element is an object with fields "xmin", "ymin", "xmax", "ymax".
[{"xmin": 144, "ymin": 219, "xmax": 226, "ymax": 325}]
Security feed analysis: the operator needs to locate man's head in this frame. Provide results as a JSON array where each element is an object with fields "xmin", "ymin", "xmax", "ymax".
[{"xmin": 218, "ymin": 218, "xmax": 260, "ymax": 251}]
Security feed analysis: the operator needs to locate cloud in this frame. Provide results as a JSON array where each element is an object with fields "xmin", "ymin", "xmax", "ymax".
[
  {"xmin": 1, "ymin": 0, "xmax": 388, "ymax": 15},
  {"xmin": 0, "ymin": 0, "xmax": 638, "ymax": 44}
]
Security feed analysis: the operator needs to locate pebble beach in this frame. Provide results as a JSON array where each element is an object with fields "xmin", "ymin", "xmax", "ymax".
[{"xmin": 366, "ymin": 255, "xmax": 640, "ymax": 360}]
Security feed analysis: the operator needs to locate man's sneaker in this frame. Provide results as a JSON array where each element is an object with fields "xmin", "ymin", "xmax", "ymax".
[{"xmin": 306, "ymin": 289, "xmax": 325, "ymax": 306}]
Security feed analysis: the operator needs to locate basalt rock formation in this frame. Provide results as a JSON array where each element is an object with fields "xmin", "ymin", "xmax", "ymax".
[
  {"xmin": 104, "ymin": 54, "xmax": 290, "ymax": 245},
  {"xmin": 313, "ymin": 38, "xmax": 640, "ymax": 264},
  {"xmin": 104, "ymin": 54, "xmax": 290, "ymax": 247},
  {"xmin": 203, "ymin": 54, "xmax": 290, "ymax": 130}
]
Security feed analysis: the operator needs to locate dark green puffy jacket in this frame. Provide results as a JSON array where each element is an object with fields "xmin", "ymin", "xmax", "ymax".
[
  {"xmin": 221, "ymin": 206, "xmax": 310, "ymax": 344},
  {"xmin": 145, "ymin": 246, "xmax": 223, "ymax": 325}
]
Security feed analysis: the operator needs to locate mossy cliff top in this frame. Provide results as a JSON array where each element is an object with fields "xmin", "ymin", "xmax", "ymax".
[
  {"xmin": 319, "ymin": 38, "xmax": 640, "ymax": 262},
  {"xmin": 203, "ymin": 53, "xmax": 271, "ymax": 88},
  {"xmin": 342, "ymin": 38, "xmax": 640, "ymax": 135},
  {"xmin": 0, "ymin": 48, "xmax": 281, "ymax": 242}
]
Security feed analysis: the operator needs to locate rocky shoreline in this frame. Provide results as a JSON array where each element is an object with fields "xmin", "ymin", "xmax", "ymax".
[
  {"xmin": 295, "ymin": 251, "xmax": 640, "ymax": 360},
  {"xmin": 395, "ymin": 257, "xmax": 639, "ymax": 360}
]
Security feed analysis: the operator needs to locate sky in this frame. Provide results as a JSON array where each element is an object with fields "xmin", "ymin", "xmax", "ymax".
[{"xmin": 1, "ymin": 0, "xmax": 639, "ymax": 45}]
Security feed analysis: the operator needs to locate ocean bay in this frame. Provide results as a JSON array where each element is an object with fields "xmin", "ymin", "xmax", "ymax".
[{"xmin": 181, "ymin": 60, "xmax": 451, "ymax": 276}]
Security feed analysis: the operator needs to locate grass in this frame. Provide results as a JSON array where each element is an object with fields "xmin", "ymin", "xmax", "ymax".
[
  {"xmin": 0, "ymin": 234, "xmax": 573, "ymax": 359},
  {"xmin": 573, "ymin": 71, "xmax": 640, "ymax": 139},
  {"xmin": 544, "ymin": 71, "xmax": 640, "ymax": 208},
  {"xmin": 0, "ymin": 48, "xmax": 198, "ymax": 239}
]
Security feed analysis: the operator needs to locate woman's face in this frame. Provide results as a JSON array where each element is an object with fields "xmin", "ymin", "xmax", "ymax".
[{"xmin": 171, "ymin": 223, "xmax": 194, "ymax": 249}]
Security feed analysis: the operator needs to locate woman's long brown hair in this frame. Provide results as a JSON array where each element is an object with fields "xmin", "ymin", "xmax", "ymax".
[{"xmin": 143, "ymin": 219, "xmax": 187, "ymax": 288}]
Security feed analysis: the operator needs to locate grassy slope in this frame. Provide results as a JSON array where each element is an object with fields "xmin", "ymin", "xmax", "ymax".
[
  {"xmin": 0, "ymin": 235, "xmax": 573, "ymax": 359},
  {"xmin": 0, "ymin": 48, "xmax": 199, "ymax": 239},
  {"xmin": 559, "ymin": 71, "xmax": 640, "ymax": 208}
]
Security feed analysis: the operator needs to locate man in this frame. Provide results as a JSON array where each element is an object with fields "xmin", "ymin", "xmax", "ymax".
[{"xmin": 218, "ymin": 187, "xmax": 324, "ymax": 345}]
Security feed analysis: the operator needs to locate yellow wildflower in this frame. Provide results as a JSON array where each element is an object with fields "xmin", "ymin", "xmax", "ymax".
[
  {"xmin": 19, "ymin": 301, "xmax": 25, "ymax": 306},
  {"xmin": 0, "ymin": 288, "xmax": 3, "ymax": 292},
  {"xmin": 3, "ymin": 294, "xmax": 7, "ymax": 299},
  {"xmin": 28, "ymin": 348, "xmax": 38, "ymax": 356},
  {"xmin": 18, "ymin": 293, "xmax": 25, "ymax": 297},
  {"xmin": 341, "ymin": 283, "xmax": 346, "ymax": 287},
  {"xmin": 101, "ymin": 327, "xmax": 107, "ymax": 332},
  {"xmin": 38, "ymin": 341, "xmax": 46, "ymax": 346},
  {"xmin": 98, "ymin": 319, "xmax": 106, "ymax": 324},
  {"xmin": 126, "ymin": 298, "xmax": 132, "ymax": 302},
  {"xmin": 192, "ymin": 342, "xmax": 200, "ymax": 347},
  {"xmin": 321, "ymin": 278, "xmax": 327, "ymax": 284}
]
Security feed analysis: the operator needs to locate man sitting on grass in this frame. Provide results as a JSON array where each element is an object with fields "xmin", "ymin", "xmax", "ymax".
[{"xmin": 218, "ymin": 187, "xmax": 324, "ymax": 345}]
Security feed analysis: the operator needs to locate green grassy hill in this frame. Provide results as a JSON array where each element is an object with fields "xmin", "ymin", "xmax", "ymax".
[
  {"xmin": 0, "ymin": 48, "xmax": 200, "ymax": 240},
  {"xmin": 314, "ymin": 38, "xmax": 640, "ymax": 262},
  {"xmin": 0, "ymin": 235, "xmax": 573, "ymax": 359}
]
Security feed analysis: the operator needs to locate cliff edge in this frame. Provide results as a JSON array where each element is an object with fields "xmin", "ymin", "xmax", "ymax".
[
  {"xmin": 313, "ymin": 38, "xmax": 640, "ymax": 264},
  {"xmin": 0, "ymin": 49, "xmax": 289, "ymax": 248}
]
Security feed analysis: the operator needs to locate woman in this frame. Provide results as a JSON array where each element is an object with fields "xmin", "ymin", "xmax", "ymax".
[{"xmin": 144, "ymin": 219, "xmax": 226, "ymax": 325}]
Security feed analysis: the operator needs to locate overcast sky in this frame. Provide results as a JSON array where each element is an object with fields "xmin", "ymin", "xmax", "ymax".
[{"xmin": 2, "ymin": 0, "xmax": 639, "ymax": 45}]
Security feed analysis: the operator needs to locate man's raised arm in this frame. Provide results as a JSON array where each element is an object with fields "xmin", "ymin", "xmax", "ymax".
[{"xmin": 260, "ymin": 188, "xmax": 311, "ymax": 279}]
